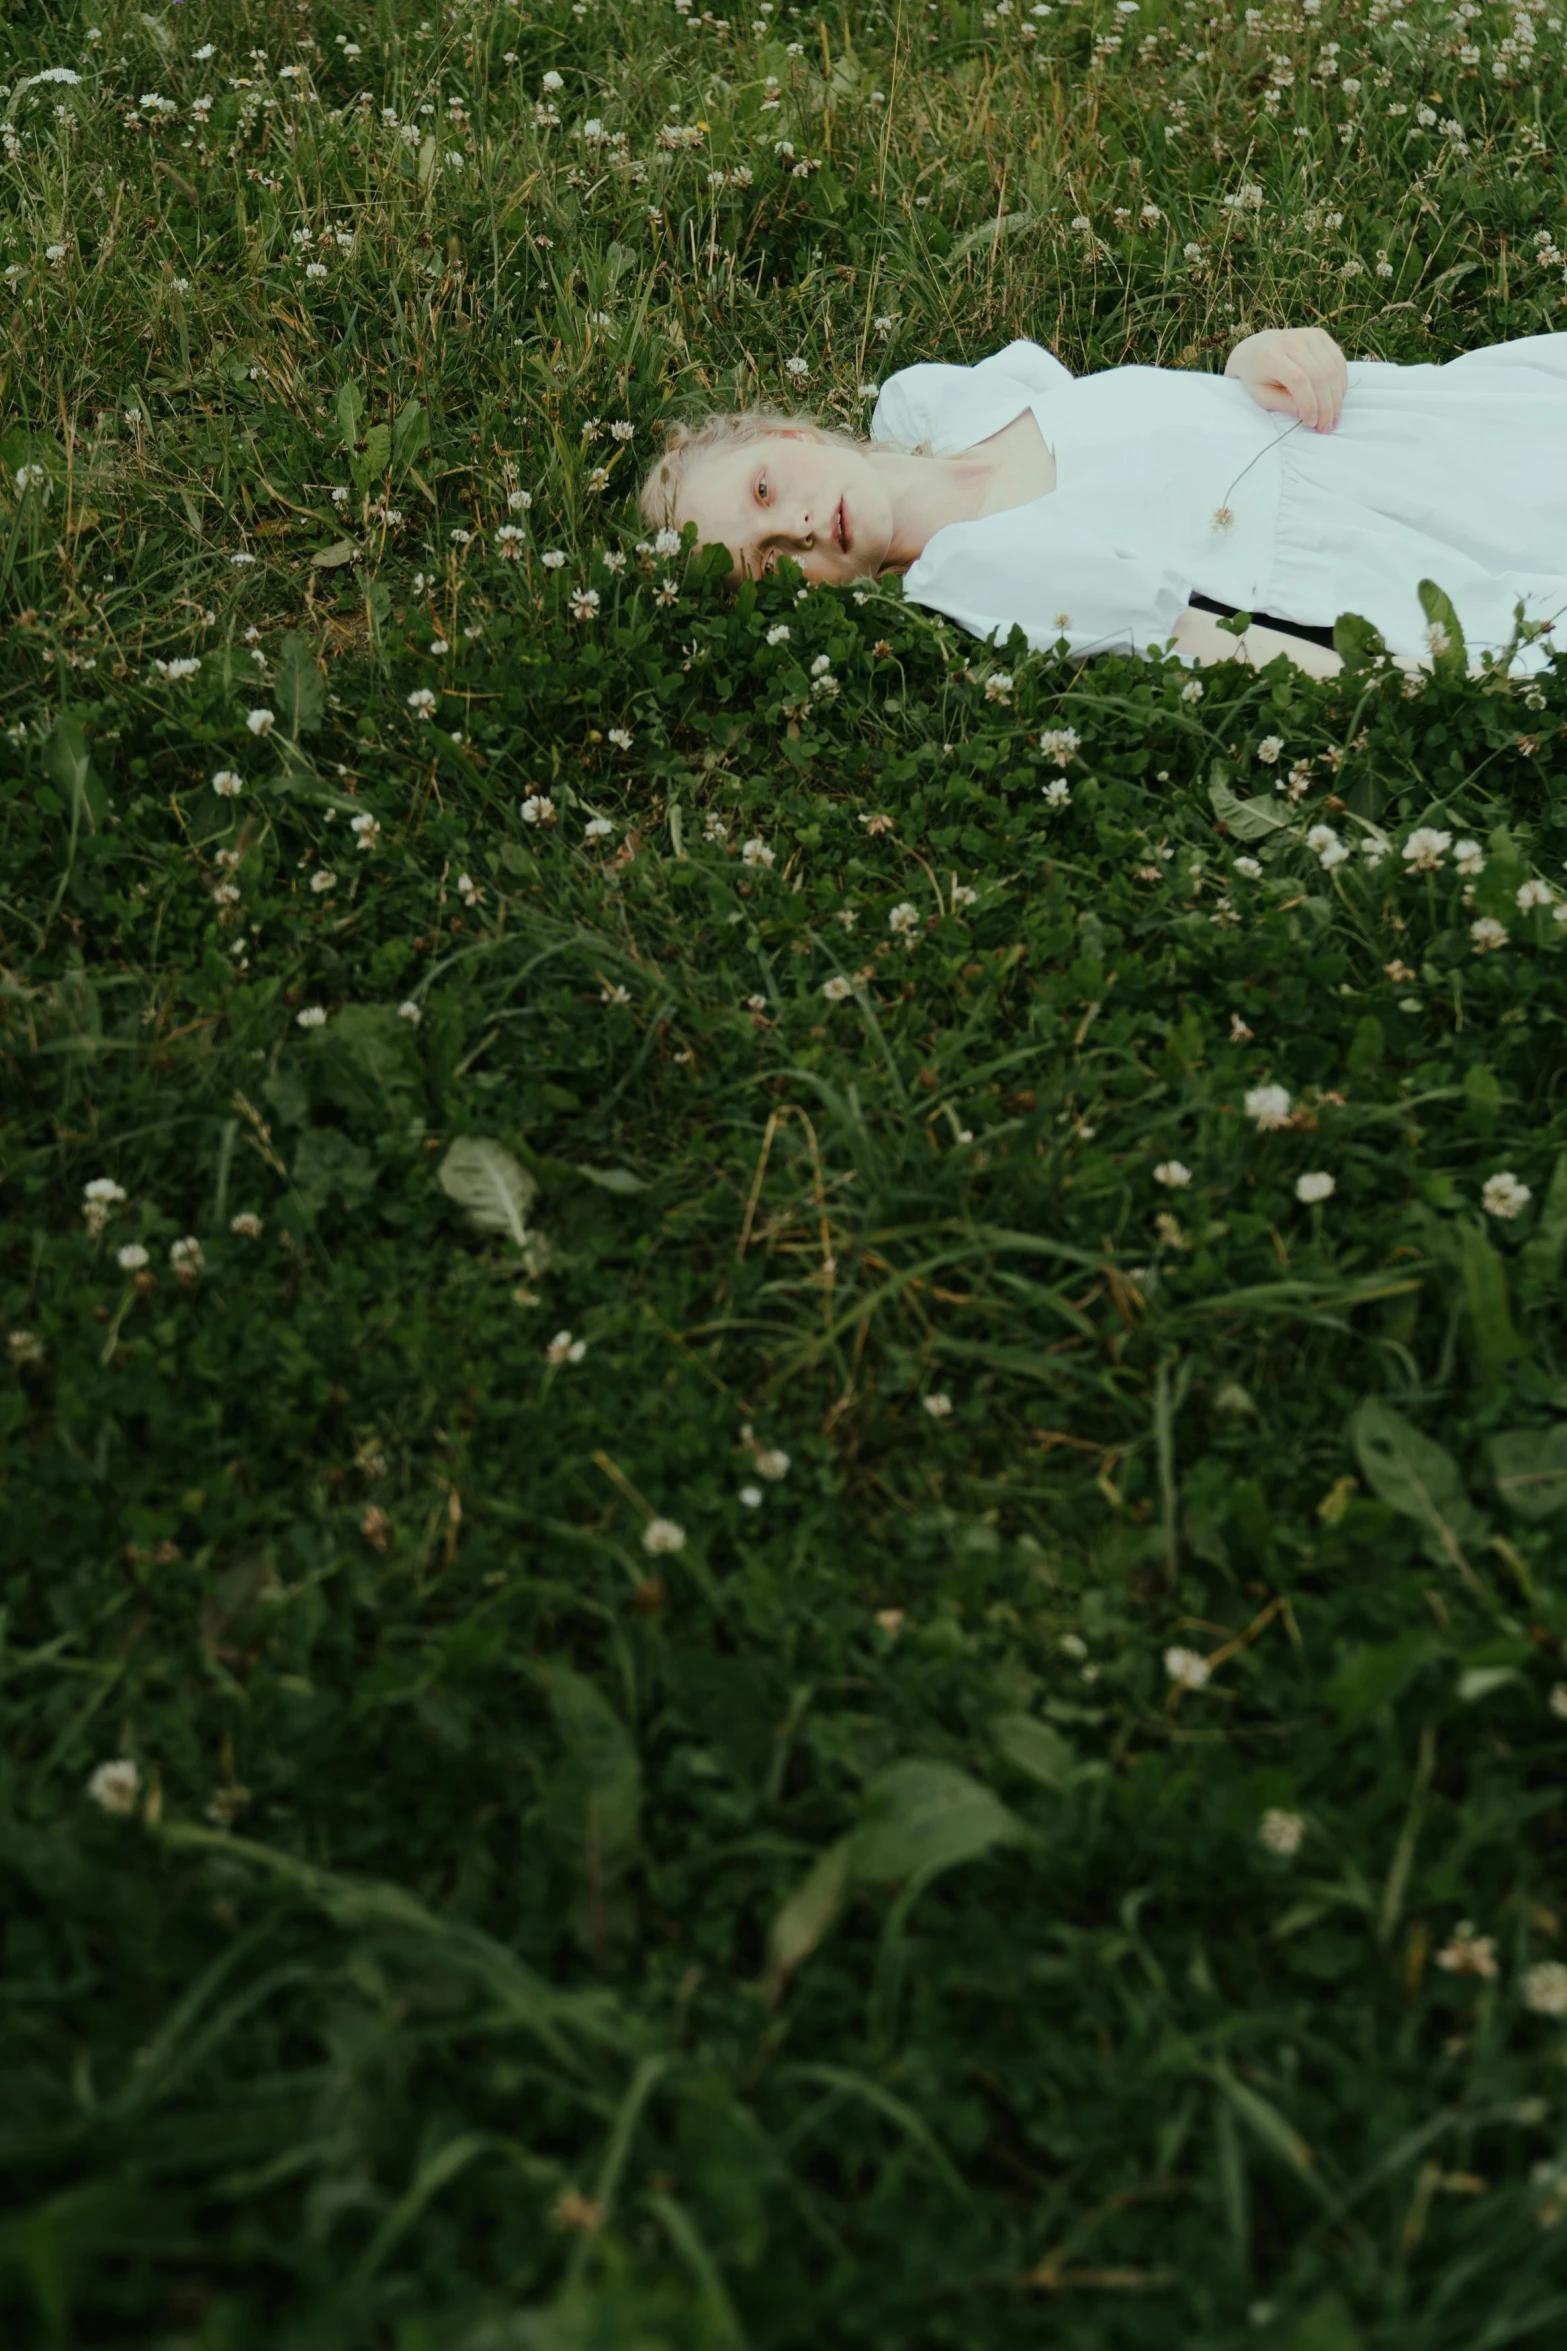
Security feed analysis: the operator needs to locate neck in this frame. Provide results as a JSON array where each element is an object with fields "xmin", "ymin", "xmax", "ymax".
[{"xmin": 868, "ymin": 445, "xmax": 999, "ymax": 571}]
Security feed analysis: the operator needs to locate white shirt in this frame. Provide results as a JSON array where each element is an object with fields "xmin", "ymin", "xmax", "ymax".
[{"xmin": 870, "ymin": 334, "xmax": 1567, "ymax": 675}]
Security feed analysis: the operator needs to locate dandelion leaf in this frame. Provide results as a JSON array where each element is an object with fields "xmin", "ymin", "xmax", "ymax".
[
  {"xmin": 766, "ymin": 1836, "xmax": 853, "ymax": 2000},
  {"xmin": 1417, "ymin": 578, "xmax": 1469, "ymax": 675},
  {"xmin": 1348, "ymin": 1396, "xmax": 1485, "ymax": 1574},
  {"xmin": 1490, "ymin": 1426, "xmax": 1567, "ymax": 1520},
  {"xmin": 274, "ymin": 632, "xmax": 325, "ymax": 739},
  {"xmin": 1459, "ymin": 1224, "xmax": 1528, "ymax": 1383},
  {"xmin": 1519, "ymin": 1148, "xmax": 1567, "ymax": 1302},
  {"xmin": 851, "ymin": 1759, "xmax": 1027, "ymax": 1886},
  {"xmin": 1209, "ymin": 777, "xmax": 1292, "ymax": 840},
  {"xmin": 437, "ymin": 1136, "xmax": 538, "ymax": 1248}
]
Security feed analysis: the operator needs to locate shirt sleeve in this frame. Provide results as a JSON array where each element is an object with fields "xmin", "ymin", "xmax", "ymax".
[
  {"xmin": 871, "ymin": 341, "xmax": 1073, "ymax": 450},
  {"xmin": 900, "ymin": 501, "xmax": 1194, "ymax": 663}
]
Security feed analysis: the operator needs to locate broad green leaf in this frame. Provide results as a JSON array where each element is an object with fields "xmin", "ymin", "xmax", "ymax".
[
  {"xmin": 1490, "ymin": 1426, "xmax": 1567, "ymax": 1520},
  {"xmin": 1328, "ymin": 1631, "xmax": 1442, "ymax": 1728},
  {"xmin": 437, "ymin": 1137, "xmax": 538, "ymax": 1248},
  {"xmin": 1417, "ymin": 578, "xmax": 1469, "ymax": 676},
  {"xmin": 1346, "ymin": 1014, "xmax": 1383, "ymax": 1076},
  {"xmin": 310, "ymin": 539, "xmax": 359, "ymax": 569},
  {"xmin": 543, "ymin": 1663, "xmax": 642, "ymax": 1874},
  {"xmin": 1519, "ymin": 1148, "xmax": 1567, "ymax": 1301},
  {"xmin": 390, "ymin": 398, "xmax": 428, "ymax": 479},
  {"xmin": 1462, "ymin": 1063, "xmax": 1503, "ymax": 1131},
  {"xmin": 361, "ymin": 421, "xmax": 392, "ymax": 481},
  {"xmin": 273, "ymin": 633, "xmax": 325, "ymax": 739},
  {"xmin": 46, "ymin": 712, "xmax": 104, "ymax": 833},
  {"xmin": 1460, "ymin": 1224, "xmax": 1528, "ymax": 1382},
  {"xmin": 334, "ymin": 380, "xmax": 365, "ymax": 450},
  {"xmin": 766, "ymin": 1836, "xmax": 852, "ymax": 1995},
  {"xmin": 852, "ymin": 1759, "xmax": 1026, "ymax": 1885},
  {"xmin": 1330, "ymin": 610, "xmax": 1388, "ymax": 670},
  {"xmin": 1209, "ymin": 777, "xmax": 1293, "ymax": 840},
  {"xmin": 989, "ymin": 1713, "xmax": 1075, "ymax": 1790},
  {"xmin": 1349, "ymin": 1396, "xmax": 1485, "ymax": 1575},
  {"xmin": 572, "ymin": 1163, "xmax": 649, "ymax": 1195}
]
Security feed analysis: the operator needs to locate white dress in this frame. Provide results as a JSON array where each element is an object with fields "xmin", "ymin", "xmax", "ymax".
[{"xmin": 870, "ymin": 335, "xmax": 1567, "ymax": 676}]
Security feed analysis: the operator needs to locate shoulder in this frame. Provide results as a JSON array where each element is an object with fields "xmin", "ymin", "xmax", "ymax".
[{"xmin": 871, "ymin": 338, "xmax": 1072, "ymax": 446}]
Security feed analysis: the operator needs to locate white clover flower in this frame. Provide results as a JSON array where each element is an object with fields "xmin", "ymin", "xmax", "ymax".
[
  {"xmin": 809, "ymin": 652, "xmax": 833, "ymax": 678},
  {"xmin": 1517, "ymin": 877, "xmax": 1555, "ymax": 911},
  {"xmin": 1164, "ymin": 1647, "xmax": 1211, "ymax": 1691},
  {"xmin": 295, "ymin": 1005, "xmax": 328, "ymax": 1029},
  {"xmin": 888, "ymin": 901, "xmax": 920, "ymax": 937},
  {"xmin": 1233, "ymin": 856, "xmax": 1263, "ymax": 880},
  {"xmin": 169, "ymin": 1235, "xmax": 204, "ymax": 1276},
  {"xmin": 116, "ymin": 1242, "xmax": 150, "ymax": 1272},
  {"xmin": 495, "ymin": 524, "xmax": 527, "ymax": 558},
  {"xmin": 1256, "ymin": 735, "xmax": 1284, "ymax": 764},
  {"xmin": 1295, "ymin": 1170, "xmax": 1335, "ymax": 1204},
  {"xmin": 607, "ymin": 726, "xmax": 634, "ymax": 749},
  {"xmin": 230, "ymin": 1211, "xmax": 264, "ymax": 1237},
  {"xmin": 231, "ymin": 550, "xmax": 258, "ymax": 568},
  {"xmin": 1041, "ymin": 779, "xmax": 1072, "ymax": 809},
  {"xmin": 1154, "ymin": 1161, "xmax": 1192, "ymax": 1189},
  {"xmin": 1523, "ymin": 1961, "xmax": 1567, "ymax": 2018},
  {"xmin": 1244, "ymin": 1083, "xmax": 1292, "ymax": 1131},
  {"xmin": 584, "ymin": 816, "xmax": 614, "ymax": 842},
  {"xmin": 642, "ymin": 1516, "xmax": 686, "ymax": 1554},
  {"xmin": 822, "ymin": 974, "xmax": 853, "ymax": 1002},
  {"xmin": 211, "ymin": 769, "xmax": 244, "ymax": 797},
  {"xmin": 922, "ymin": 1391, "xmax": 953, "ymax": 1418},
  {"xmin": 547, "ymin": 1329, "xmax": 587, "ymax": 1364},
  {"xmin": 541, "ymin": 548, "xmax": 567, "ymax": 570},
  {"xmin": 83, "ymin": 1176, "xmax": 127, "ymax": 1208},
  {"xmin": 246, "ymin": 707, "xmax": 276, "ymax": 735},
  {"xmin": 1038, "ymin": 726, "xmax": 1081, "ymax": 767},
  {"xmin": 1470, "ymin": 916, "xmax": 1509, "ymax": 953},
  {"xmin": 154, "ymin": 655, "xmax": 202, "ymax": 682},
  {"xmin": 456, "ymin": 873, "xmax": 481, "ymax": 905},
  {"xmin": 519, "ymin": 793, "xmax": 556, "ymax": 828},
  {"xmin": 704, "ymin": 817, "xmax": 729, "ymax": 844},
  {"xmin": 654, "ymin": 526, "xmax": 682, "ymax": 556},
  {"xmin": 1305, "ymin": 823, "xmax": 1348, "ymax": 870},
  {"xmin": 1402, "ymin": 826, "xmax": 1452, "ymax": 872},
  {"xmin": 755, "ymin": 1447, "xmax": 790, "ymax": 1481},
  {"xmin": 1551, "ymin": 1684, "xmax": 1567, "ymax": 1721},
  {"xmin": 785, "ymin": 355, "xmax": 810, "ymax": 379},
  {"xmin": 1453, "ymin": 839, "xmax": 1485, "ymax": 877},
  {"xmin": 765, "ymin": 623, "xmax": 791, "ymax": 646},
  {"xmin": 569, "ymin": 587, "xmax": 601, "ymax": 622},
  {"xmin": 507, "ymin": 487, "xmax": 533, "ymax": 511},
  {"xmin": 1361, "ymin": 838, "xmax": 1389, "ymax": 868},
  {"xmin": 350, "ymin": 812, "xmax": 380, "ymax": 850},
  {"xmin": 1482, "ymin": 1171, "xmax": 1531, "ymax": 1220},
  {"xmin": 1259, "ymin": 1809, "xmax": 1305, "ymax": 1855},
  {"xmin": 87, "ymin": 1758, "xmax": 141, "ymax": 1815},
  {"xmin": 742, "ymin": 838, "xmax": 775, "ymax": 869},
  {"xmin": 1435, "ymin": 1921, "xmax": 1499, "ymax": 1978},
  {"xmin": 601, "ymin": 982, "xmax": 632, "ymax": 1006},
  {"xmin": 984, "ymin": 671, "xmax": 1014, "ymax": 704},
  {"xmin": 397, "ymin": 1001, "xmax": 422, "ymax": 1025},
  {"xmin": 542, "ymin": 69, "xmax": 565, "ymax": 90},
  {"xmin": 310, "ymin": 868, "xmax": 337, "ymax": 895}
]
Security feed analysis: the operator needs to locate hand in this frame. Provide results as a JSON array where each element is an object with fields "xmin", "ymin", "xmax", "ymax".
[{"xmin": 1224, "ymin": 327, "xmax": 1348, "ymax": 432}]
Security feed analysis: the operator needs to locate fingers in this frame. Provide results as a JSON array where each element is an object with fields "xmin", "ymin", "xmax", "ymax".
[{"xmin": 1282, "ymin": 355, "xmax": 1345, "ymax": 432}]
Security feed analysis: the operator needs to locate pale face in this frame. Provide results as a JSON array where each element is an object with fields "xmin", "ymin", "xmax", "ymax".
[{"xmin": 673, "ymin": 428, "xmax": 898, "ymax": 586}]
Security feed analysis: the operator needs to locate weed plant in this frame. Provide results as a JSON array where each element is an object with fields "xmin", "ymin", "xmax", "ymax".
[{"xmin": 5, "ymin": 0, "xmax": 1567, "ymax": 2344}]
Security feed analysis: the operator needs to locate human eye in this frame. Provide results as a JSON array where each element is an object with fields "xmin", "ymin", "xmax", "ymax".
[{"xmin": 756, "ymin": 471, "xmax": 769, "ymax": 503}]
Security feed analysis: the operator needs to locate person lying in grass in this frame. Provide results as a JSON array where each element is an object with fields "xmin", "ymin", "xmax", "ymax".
[{"xmin": 640, "ymin": 324, "xmax": 1567, "ymax": 682}]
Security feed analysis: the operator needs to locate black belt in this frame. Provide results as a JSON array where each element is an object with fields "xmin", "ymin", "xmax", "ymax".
[{"xmin": 1188, "ymin": 591, "xmax": 1338, "ymax": 651}]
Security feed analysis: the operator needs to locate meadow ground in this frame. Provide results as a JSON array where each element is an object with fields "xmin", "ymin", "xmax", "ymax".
[{"xmin": 6, "ymin": 0, "xmax": 1567, "ymax": 2344}]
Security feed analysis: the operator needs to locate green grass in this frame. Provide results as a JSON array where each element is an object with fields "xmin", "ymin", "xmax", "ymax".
[{"xmin": 6, "ymin": 1, "xmax": 1567, "ymax": 2344}]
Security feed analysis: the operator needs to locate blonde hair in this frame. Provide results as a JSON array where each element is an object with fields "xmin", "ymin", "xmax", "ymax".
[{"xmin": 637, "ymin": 401, "xmax": 927, "ymax": 539}]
